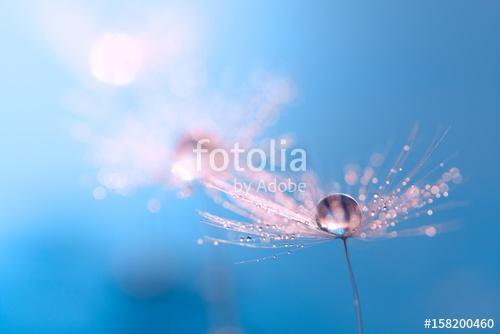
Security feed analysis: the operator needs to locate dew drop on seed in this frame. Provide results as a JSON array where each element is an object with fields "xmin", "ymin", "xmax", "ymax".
[{"xmin": 315, "ymin": 193, "xmax": 362, "ymax": 238}]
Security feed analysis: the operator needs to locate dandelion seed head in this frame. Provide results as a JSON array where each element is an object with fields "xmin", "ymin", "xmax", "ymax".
[{"xmin": 199, "ymin": 128, "xmax": 463, "ymax": 259}]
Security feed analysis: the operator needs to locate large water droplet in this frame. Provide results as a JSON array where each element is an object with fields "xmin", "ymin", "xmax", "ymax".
[{"xmin": 316, "ymin": 193, "xmax": 363, "ymax": 238}]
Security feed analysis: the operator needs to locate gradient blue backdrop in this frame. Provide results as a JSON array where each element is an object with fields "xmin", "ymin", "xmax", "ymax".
[{"xmin": 0, "ymin": 1, "xmax": 499, "ymax": 333}]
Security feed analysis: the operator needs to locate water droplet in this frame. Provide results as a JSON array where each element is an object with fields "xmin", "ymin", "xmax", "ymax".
[
  {"xmin": 315, "ymin": 193, "xmax": 362, "ymax": 238},
  {"xmin": 431, "ymin": 185, "xmax": 439, "ymax": 195},
  {"xmin": 424, "ymin": 226, "xmax": 437, "ymax": 237}
]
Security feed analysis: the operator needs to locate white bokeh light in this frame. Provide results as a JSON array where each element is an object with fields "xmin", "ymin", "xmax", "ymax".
[{"xmin": 89, "ymin": 32, "xmax": 143, "ymax": 86}]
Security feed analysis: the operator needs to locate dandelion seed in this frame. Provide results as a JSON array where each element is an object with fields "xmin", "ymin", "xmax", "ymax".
[{"xmin": 197, "ymin": 127, "xmax": 462, "ymax": 334}]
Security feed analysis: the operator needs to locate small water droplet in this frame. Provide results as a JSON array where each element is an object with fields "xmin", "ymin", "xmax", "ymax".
[{"xmin": 424, "ymin": 226, "xmax": 437, "ymax": 237}]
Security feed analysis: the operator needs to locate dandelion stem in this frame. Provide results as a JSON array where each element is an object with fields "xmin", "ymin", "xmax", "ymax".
[{"xmin": 343, "ymin": 238, "xmax": 364, "ymax": 334}]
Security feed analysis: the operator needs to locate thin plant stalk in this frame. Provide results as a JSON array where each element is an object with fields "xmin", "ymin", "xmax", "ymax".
[{"xmin": 343, "ymin": 238, "xmax": 364, "ymax": 334}]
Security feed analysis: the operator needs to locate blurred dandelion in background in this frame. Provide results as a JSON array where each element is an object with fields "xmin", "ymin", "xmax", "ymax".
[
  {"xmin": 198, "ymin": 126, "xmax": 463, "ymax": 334},
  {"xmin": 32, "ymin": 1, "xmax": 294, "ymax": 200}
]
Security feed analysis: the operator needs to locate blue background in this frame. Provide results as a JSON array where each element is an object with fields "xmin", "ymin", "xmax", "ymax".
[{"xmin": 0, "ymin": 1, "xmax": 499, "ymax": 333}]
